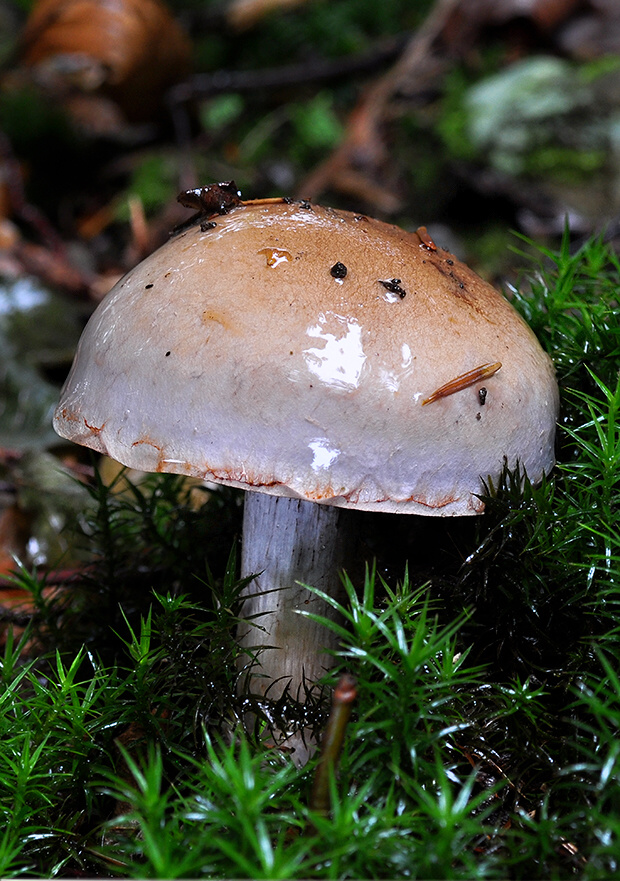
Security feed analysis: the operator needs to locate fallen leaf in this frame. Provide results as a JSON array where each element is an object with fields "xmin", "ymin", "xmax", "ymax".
[{"xmin": 227, "ymin": 0, "xmax": 313, "ymax": 31}]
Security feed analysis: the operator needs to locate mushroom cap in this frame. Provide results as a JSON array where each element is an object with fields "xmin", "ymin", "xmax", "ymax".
[{"xmin": 53, "ymin": 200, "xmax": 559, "ymax": 515}]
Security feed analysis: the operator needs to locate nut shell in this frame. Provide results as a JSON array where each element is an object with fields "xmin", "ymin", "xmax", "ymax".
[{"xmin": 20, "ymin": 0, "xmax": 190, "ymax": 124}]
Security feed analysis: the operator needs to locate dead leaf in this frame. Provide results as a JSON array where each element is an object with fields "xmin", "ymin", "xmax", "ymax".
[
  {"xmin": 13, "ymin": 239, "xmax": 92, "ymax": 296},
  {"xmin": 227, "ymin": 0, "xmax": 313, "ymax": 31},
  {"xmin": 557, "ymin": 2, "xmax": 620, "ymax": 58},
  {"xmin": 439, "ymin": 0, "xmax": 583, "ymax": 46},
  {"xmin": 0, "ymin": 506, "xmax": 30, "ymax": 578}
]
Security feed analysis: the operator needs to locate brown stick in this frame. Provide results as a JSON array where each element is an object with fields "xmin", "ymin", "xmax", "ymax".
[
  {"xmin": 167, "ymin": 35, "xmax": 408, "ymax": 105},
  {"xmin": 298, "ymin": 0, "xmax": 463, "ymax": 207},
  {"xmin": 309, "ymin": 673, "xmax": 357, "ymax": 816}
]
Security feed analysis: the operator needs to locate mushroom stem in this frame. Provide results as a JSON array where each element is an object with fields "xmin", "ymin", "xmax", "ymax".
[{"xmin": 237, "ymin": 493, "xmax": 353, "ymax": 742}]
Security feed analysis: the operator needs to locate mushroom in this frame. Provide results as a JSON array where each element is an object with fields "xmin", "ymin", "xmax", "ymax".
[{"xmin": 53, "ymin": 194, "xmax": 559, "ymax": 761}]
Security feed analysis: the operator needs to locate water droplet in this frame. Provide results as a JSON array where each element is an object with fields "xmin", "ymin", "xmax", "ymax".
[{"xmin": 259, "ymin": 247, "xmax": 292, "ymax": 268}]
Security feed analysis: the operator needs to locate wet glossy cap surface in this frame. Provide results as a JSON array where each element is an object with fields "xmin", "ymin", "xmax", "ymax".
[{"xmin": 54, "ymin": 200, "xmax": 559, "ymax": 515}]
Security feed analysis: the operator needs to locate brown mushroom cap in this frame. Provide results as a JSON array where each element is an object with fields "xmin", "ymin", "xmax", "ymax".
[{"xmin": 53, "ymin": 200, "xmax": 558, "ymax": 515}]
